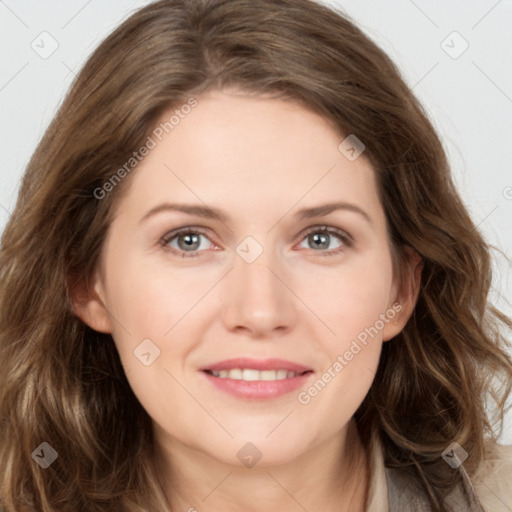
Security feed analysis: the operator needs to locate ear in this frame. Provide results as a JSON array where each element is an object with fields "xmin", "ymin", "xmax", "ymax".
[
  {"xmin": 382, "ymin": 246, "xmax": 423, "ymax": 342},
  {"xmin": 68, "ymin": 270, "xmax": 113, "ymax": 334}
]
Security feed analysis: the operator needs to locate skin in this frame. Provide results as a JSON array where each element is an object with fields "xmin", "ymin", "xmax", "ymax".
[{"xmin": 75, "ymin": 89, "xmax": 421, "ymax": 512}]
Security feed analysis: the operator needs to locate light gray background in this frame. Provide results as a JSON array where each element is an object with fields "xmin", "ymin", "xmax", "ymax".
[{"xmin": 1, "ymin": 0, "xmax": 511, "ymax": 443}]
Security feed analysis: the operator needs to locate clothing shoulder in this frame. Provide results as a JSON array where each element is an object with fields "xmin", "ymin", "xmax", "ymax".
[{"xmin": 471, "ymin": 442, "xmax": 512, "ymax": 512}]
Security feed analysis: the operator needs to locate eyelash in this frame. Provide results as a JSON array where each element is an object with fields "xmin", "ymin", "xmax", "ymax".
[{"xmin": 159, "ymin": 225, "xmax": 353, "ymax": 259}]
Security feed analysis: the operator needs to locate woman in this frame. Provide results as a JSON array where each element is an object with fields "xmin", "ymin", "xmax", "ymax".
[{"xmin": 0, "ymin": 0, "xmax": 511, "ymax": 510}]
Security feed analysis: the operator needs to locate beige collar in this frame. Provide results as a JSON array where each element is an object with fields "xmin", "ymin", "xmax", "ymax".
[{"xmin": 364, "ymin": 432, "xmax": 485, "ymax": 512}]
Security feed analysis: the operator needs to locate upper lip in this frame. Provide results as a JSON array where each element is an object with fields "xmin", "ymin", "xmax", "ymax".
[{"xmin": 201, "ymin": 358, "xmax": 313, "ymax": 373}]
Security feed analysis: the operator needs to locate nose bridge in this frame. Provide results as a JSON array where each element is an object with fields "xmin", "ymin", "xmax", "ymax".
[
  {"xmin": 233, "ymin": 236, "xmax": 285, "ymax": 302},
  {"xmin": 221, "ymin": 234, "xmax": 297, "ymax": 334}
]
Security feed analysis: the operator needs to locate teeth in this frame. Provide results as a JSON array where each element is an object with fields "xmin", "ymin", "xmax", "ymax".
[
  {"xmin": 243, "ymin": 369, "xmax": 260, "ymax": 381},
  {"xmin": 209, "ymin": 369, "xmax": 303, "ymax": 381}
]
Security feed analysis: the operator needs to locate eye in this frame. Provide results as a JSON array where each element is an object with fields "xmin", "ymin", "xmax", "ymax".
[
  {"xmin": 296, "ymin": 226, "xmax": 353, "ymax": 256},
  {"xmin": 160, "ymin": 227, "xmax": 216, "ymax": 258},
  {"xmin": 159, "ymin": 225, "xmax": 353, "ymax": 258}
]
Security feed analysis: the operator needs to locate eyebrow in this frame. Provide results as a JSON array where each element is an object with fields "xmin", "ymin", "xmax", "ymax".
[{"xmin": 139, "ymin": 201, "xmax": 372, "ymax": 224}]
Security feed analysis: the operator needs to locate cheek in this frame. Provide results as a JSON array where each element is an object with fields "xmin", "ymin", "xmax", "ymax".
[
  {"xmin": 105, "ymin": 254, "xmax": 206, "ymax": 337},
  {"xmin": 301, "ymin": 248, "xmax": 394, "ymax": 408},
  {"xmin": 103, "ymin": 255, "xmax": 220, "ymax": 380},
  {"xmin": 102, "ymin": 260, "xmax": 195, "ymax": 429},
  {"xmin": 300, "ymin": 265, "xmax": 391, "ymax": 429},
  {"xmin": 307, "ymin": 251, "xmax": 394, "ymax": 341}
]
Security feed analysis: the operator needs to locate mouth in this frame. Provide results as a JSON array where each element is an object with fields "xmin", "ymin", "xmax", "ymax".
[
  {"xmin": 200, "ymin": 358, "xmax": 314, "ymax": 399},
  {"xmin": 204, "ymin": 368, "xmax": 312, "ymax": 381}
]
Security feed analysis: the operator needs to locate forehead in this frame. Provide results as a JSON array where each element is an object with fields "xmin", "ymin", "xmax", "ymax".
[{"xmin": 114, "ymin": 90, "xmax": 385, "ymax": 230}]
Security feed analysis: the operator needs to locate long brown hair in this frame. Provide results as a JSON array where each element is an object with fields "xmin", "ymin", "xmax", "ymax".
[{"xmin": 1, "ymin": 0, "xmax": 511, "ymax": 510}]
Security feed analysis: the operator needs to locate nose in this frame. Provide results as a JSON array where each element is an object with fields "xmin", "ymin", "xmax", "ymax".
[{"xmin": 221, "ymin": 244, "xmax": 298, "ymax": 338}]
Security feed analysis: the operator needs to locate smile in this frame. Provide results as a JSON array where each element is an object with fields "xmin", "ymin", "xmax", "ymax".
[{"xmin": 205, "ymin": 368, "xmax": 307, "ymax": 381}]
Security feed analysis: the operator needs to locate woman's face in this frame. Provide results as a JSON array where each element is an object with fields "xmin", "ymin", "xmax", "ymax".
[{"xmin": 82, "ymin": 89, "xmax": 413, "ymax": 467}]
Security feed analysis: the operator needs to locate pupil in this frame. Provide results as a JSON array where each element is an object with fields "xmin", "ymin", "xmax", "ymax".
[
  {"xmin": 179, "ymin": 233, "xmax": 200, "ymax": 250},
  {"xmin": 311, "ymin": 233, "xmax": 329, "ymax": 249}
]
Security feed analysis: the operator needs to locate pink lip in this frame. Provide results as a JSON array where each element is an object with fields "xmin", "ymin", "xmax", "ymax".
[
  {"xmin": 201, "ymin": 371, "xmax": 313, "ymax": 400},
  {"xmin": 201, "ymin": 357, "xmax": 312, "ymax": 373},
  {"xmin": 199, "ymin": 358, "xmax": 314, "ymax": 400}
]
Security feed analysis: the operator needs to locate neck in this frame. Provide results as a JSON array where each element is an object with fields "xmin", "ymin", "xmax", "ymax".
[{"xmin": 152, "ymin": 419, "xmax": 369, "ymax": 512}]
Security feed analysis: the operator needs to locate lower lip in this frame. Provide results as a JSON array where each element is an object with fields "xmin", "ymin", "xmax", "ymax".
[{"xmin": 201, "ymin": 371, "xmax": 313, "ymax": 399}]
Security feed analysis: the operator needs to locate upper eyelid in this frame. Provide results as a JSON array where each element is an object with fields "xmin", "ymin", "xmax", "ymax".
[
  {"xmin": 298, "ymin": 225, "xmax": 352, "ymax": 242},
  {"xmin": 161, "ymin": 226, "xmax": 210, "ymax": 242}
]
